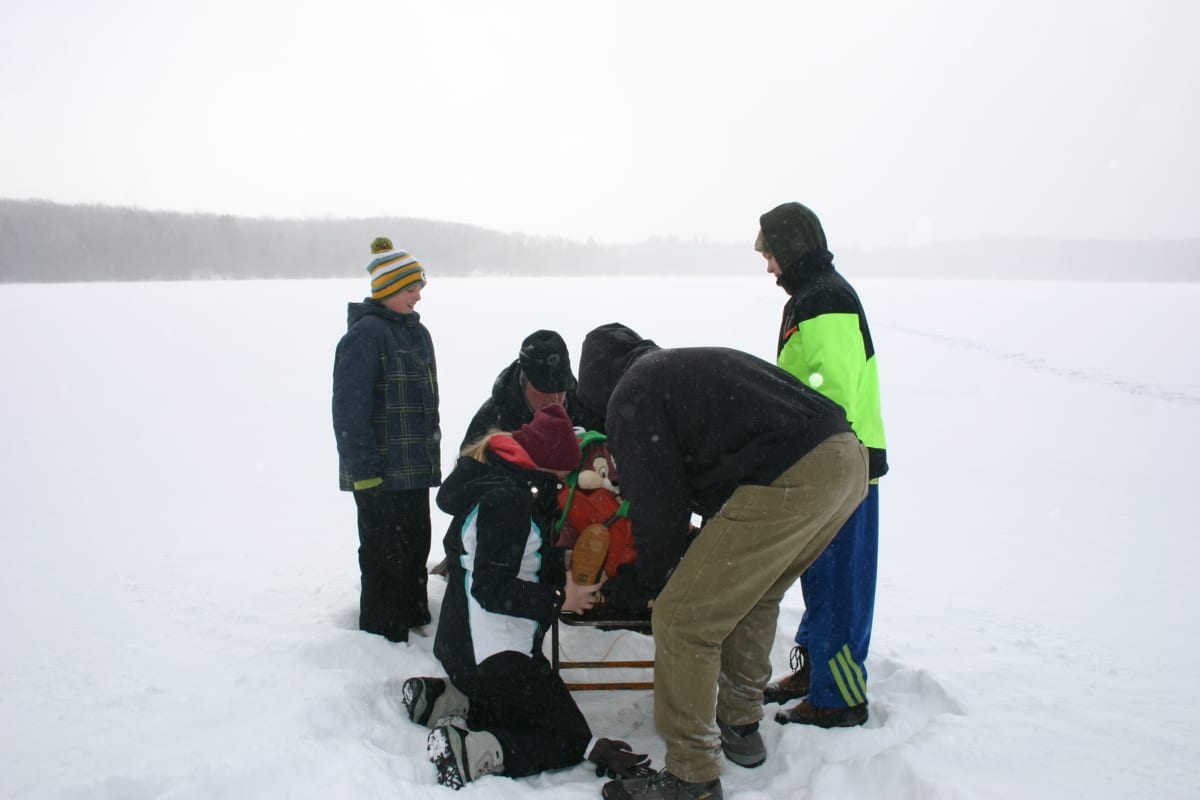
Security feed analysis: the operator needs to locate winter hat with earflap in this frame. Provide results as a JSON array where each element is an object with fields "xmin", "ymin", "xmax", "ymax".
[
  {"xmin": 512, "ymin": 403, "xmax": 582, "ymax": 471},
  {"xmin": 367, "ymin": 237, "xmax": 426, "ymax": 301},
  {"xmin": 756, "ymin": 202, "xmax": 829, "ymax": 268},
  {"xmin": 519, "ymin": 330, "xmax": 578, "ymax": 393}
]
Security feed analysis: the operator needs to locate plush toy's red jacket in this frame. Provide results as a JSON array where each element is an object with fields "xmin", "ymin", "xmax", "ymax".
[{"xmin": 556, "ymin": 485, "xmax": 636, "ymax": 579}]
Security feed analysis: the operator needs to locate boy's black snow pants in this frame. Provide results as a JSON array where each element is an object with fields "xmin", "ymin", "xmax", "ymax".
[{"xmin": 353, "ymin": 487, "xmax": 432, "ymax": 641}]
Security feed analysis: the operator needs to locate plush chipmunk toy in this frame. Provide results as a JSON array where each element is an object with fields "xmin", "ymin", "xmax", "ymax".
[{"xmin": 555, "ymin": 431, "xmax": 637, "ymax": 587}]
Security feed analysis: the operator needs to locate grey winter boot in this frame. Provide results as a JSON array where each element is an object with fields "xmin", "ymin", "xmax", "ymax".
[
  {"xmin": 402, "ymin": 676, "xmax": 469, "ymax": 728},
  {"xmin": 717, "ymin": 719, "xmax": 766, "ymax": 768},
  {"xmin": 427, "ymin": 722, "xmax": 504, "ymax": 789}
]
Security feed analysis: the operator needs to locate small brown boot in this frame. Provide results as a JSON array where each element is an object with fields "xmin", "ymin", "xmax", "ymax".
[
  {"xmin": 571, "ymin": 523, "xmax": 611, "ymax": 585},
  {"xmin": 762, "ymin": 645, "xmax": 810, "ymax": 705},
  {"xmin": 775, "ymin": 699, "xmax": 868, "ymax": 728}
]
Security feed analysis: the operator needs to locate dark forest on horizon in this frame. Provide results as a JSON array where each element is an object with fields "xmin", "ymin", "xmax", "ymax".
[{"xmin": 2, "ymin": 199, "xmax": 1197, "ymax": 283}]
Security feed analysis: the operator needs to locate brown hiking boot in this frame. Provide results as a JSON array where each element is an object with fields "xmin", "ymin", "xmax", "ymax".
[
  {"xmin": 572, "ymin": 523, "xmax": 611, "ymax": 585},
  {"xmin": 762, "ymin": 645, "xmax": 810, "ymax": 704},
  {"xmin": 775, "ymin": 699, "xmax": 868, "ymax": 728}
]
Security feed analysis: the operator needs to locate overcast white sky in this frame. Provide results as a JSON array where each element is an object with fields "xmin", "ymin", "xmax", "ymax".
[{"xmin": 2, "ymin": 0, "xmax": 1197, "ymax": 247}]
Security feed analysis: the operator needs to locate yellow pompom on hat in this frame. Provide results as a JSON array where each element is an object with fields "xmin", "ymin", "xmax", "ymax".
[{"xmin": 367, "ymin": 237, "xmax": 426, "ymax": 300}]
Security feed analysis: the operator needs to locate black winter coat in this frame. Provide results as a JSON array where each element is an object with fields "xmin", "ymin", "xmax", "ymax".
[
  {"xmin": 332, "ymin": 300, "xmax": 441, "ymax": 491},
  {"xmin": 577, "ymin": 324, "xmax": 852, "ymax": 594},
  {"xmin": 461, "ymin": 360, "xmax": 602, "ymax": 448},
  {"xmin": 433, "ymin": 441, "xmax": 568, "ymax": 682}
]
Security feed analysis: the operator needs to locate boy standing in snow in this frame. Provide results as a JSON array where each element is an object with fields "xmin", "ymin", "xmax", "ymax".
[
  {"xmin": 403, "ymin": 404, "xmax": 652, "ymax": 789},
  {"xmin": 755, "ymin": 202, "xmax": 889, "ymax": 728},
  {"xmin": 332, "ymin": 238, "xmax": 441, "ymax": 644}
]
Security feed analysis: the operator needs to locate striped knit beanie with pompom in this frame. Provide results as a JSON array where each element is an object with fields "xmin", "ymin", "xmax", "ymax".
[{"xmin": 367, "ymin": 237, "xmax": 426, "ymax": 300}]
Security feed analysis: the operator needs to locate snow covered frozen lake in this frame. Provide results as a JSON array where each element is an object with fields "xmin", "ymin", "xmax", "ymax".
[{"xmin": 1, "ymin": 275, "xmax": 1197, "ymax": 799}]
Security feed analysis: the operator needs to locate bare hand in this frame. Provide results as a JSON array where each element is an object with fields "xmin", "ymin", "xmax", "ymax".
[{"xmin": 561, "ymin": 570, "xmax": 602, "ymax": 613}]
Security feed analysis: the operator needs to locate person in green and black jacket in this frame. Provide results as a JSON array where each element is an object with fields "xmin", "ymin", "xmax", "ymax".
[{"xmin": 755, "ymin": 202, "xmax": 889, "ymax": 729}]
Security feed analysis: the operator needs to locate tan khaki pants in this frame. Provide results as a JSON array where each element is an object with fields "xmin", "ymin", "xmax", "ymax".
[{"xmin": 651, "ymin": 432, "xmax": 868, "ymax": 782}]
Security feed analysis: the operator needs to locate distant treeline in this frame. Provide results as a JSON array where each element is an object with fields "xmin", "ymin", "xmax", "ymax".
[
  {"xmin": 1, "ymin": 199, "xmax": 1197, "ymax": 283},
  {"xmin": 0, "ymin": 199, "xmax": 747, "ymax": 282}
]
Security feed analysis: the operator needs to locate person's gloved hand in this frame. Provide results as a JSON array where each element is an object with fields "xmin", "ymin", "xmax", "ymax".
[
  {"xmin": 600, "ymin": 564, "xmax": 654, "ymax": 613},
  {"xmin": 587, "ymin": 738, "xmax": 653, "ymax": 779}
]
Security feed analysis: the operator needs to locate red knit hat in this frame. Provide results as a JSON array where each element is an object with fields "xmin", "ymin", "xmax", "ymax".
[{"xmin": 512, "ymin": 403, "xmax": 581, "ymax": 471}]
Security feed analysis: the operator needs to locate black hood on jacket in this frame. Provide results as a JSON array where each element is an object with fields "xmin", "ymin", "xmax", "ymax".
[
  {"xmin": 776, "ymin": 248, "xmax": 836, "ymax": 296},
  {"xmin": 489, "ymin": 360, "xmax": 525, "ymax": 404},
  {"xmin": 576, "ymin": 323, "xmax": 660, "ymax": 422},
  {"xmin": 759, "ymin": 202, "xmax": 837, "ymax": 295}
]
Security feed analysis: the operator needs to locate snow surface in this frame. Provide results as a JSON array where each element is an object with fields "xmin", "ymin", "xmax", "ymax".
[{"xmin": 1, "ymin": 275, "xmax": 1197, "ymax": 799}]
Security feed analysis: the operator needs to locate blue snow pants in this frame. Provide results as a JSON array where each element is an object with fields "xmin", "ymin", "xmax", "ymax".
[{"xmin": 794, "ymin": 482, "xmax": 879, "ymax": 708}]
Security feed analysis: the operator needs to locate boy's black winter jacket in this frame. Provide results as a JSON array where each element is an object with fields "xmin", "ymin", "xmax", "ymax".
[{"xmin": 332, "ymin": 300, "xmax": 441, "ymax": 491}]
